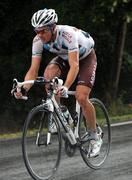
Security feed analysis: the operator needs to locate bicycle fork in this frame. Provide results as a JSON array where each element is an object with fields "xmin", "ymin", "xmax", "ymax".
[
  {"xmin": 35, "ymin": 106, "xmax": 53, "ymax": 146},
  {"xmin": 73, "ymin": 101, "xmax": 81, "ymax": 139},
  {"xmin": 36, "ymin": 132, "xmax": 51, "ymax": 146}
]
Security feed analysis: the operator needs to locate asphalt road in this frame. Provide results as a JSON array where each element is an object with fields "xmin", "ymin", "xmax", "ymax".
[{"xmin": 0, "ymin": 123, "xmax": 132, "ymax": 180}]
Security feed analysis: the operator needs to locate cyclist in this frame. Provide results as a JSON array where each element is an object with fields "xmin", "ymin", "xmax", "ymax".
[{"xmin": 14, "ymin": 8, "xmax": 102, "ymax": 157}]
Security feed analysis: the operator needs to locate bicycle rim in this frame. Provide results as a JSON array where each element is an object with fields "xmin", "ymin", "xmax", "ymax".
[
  {"xmin": 79, "ymin": 98, "xmax": 111, "ymax": 169},
  {"xmin": 22, "ymin": 105, "xmax": 62, "ymax": 180}
]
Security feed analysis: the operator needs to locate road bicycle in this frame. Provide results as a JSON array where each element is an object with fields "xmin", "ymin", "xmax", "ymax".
[{"xmin": 12, "ymin": 77, "xmax": 111, "ymax": 180}]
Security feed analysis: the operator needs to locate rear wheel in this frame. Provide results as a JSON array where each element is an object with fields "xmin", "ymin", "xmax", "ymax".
[
  {"xmin": 22, "ymin": 105, "xmax": 62, "ymax": 180},
  {"xmin": 79, "ymin": 98, "xmax": 111, "ymax": 169}
]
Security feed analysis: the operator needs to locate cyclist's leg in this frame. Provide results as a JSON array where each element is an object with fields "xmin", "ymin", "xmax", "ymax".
[
  {"xmin": 75, "ymin": 49, "xmax": 97, "ymax": 134},
  {"xmin": 79, "ymin": 98, "xmax": 110, "ymax": 168},
  {"xmin": 75, "ymin": 50, "xmax": 102, "ymax": 157},
  {"xmin": 44, "ymin": 56, "xmax": 69, "ymax": 80},
  {"xmin": 44, "ymin": 56, "xmax": 70, "ymax": 102},
  {"xmin": 44, "ymin": 58, "xmax": 61, "ymax": 80},
  {"xmin": 76, "ymin": 85, "xmax": 97, "ymax": 137}
]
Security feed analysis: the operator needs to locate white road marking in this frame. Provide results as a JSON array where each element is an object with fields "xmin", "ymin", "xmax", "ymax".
[{"xmin": 111, "ymin": 120, "xmax": 132, "ymax": 127}]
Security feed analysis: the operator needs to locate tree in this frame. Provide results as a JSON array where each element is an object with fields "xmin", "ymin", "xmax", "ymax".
[
  {"xmin": 109, "ymin": 0, "xmax": 132, "ymax": 99},
  {"xmin": 89, "ymin": 0, "xmax": 132, "ymax": 101}
]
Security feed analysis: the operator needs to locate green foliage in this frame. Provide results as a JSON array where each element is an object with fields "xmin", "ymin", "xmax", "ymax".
[
  {"xmin": 123, "ymin": 52, "xmax": 132, "ymax": 72},
  {"xmin": 0, "ymin": 0, "xmax": 132, "ymax": 131},
  {"xmin": 108, "ymin": 98, "xmax": 132, "ymax": 116},
  {"xmin": 118, "ymin": 52, "xmax": 132, "ymax": 103}
]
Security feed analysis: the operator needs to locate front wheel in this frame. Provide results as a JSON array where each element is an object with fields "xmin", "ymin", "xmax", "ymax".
[
  {"xmin": 79, "ymin": 98, "xmax": 111, "ymax": 169},
  {"xmin": 22, "ymin": 105, "xmax": 62, "ymax": 180}
]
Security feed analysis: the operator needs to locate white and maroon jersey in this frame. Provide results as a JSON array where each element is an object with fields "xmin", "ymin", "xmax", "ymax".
[{"xmin": 32, "ymin": 25, "xmax": 95, "ymax": 60}]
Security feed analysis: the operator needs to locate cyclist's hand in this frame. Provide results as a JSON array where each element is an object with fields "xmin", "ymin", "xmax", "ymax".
[
  {"xmin": 14, "ymin": 91, "xmax": 23, "ymax": 99},
  {"xmin": 12, "ymin": 87, "xmax": 28, "ymax": 100},
  {"xmin": 57, "ymin": 86, "xmax": 68, "ymax": 98}
]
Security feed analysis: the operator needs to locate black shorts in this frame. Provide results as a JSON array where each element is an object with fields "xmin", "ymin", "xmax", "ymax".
[{"xmin": 49, "ymin": 50, "xmax": 97, "ymax": 89}]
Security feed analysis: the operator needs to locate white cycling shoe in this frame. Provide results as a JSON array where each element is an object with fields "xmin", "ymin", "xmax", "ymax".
[{"xmin": 88, "ymin": 138, "xmax": 103, "ymax": 158}]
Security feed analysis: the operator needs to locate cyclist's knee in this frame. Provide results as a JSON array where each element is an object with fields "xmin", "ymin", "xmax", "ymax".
[
  {"xmin": 44, "ymin": 64, "xmax": 61, "ymax": 80},
  {"xmin": 75, "ymin": 85, "xmax": 91, "ymax": 106},
  {"xmin": 75, "ymin": 93, "xmax": 89, "ymax": 107}
]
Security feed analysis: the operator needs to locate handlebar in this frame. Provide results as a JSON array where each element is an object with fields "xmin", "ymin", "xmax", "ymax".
[
  {"xmin": 13, "ymin": 77, "xmax": 63, "ymax": 87},
  {"xmin": 11, "ymin": 77, "xmax": 65, "ymax": 100},
  {"xmin": 12, "ymin": 77, "xmax": 75, "ymax": 100}
]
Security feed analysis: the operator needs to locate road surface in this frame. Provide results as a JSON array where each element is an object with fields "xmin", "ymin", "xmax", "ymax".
[{"xmin": 0, "ymin": 122, "xmax": 132, "ymax": 180}]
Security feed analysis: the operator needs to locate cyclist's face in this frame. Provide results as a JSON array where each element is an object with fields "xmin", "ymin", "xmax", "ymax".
[{"xmin": 35, "ymin": 27, "xmax": 52, "ymax": 43}]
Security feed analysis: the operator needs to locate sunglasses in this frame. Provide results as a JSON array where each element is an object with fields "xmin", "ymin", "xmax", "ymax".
[{"xmin": 34, "ymin": 27, "xmax": 51, "ymax": 34}]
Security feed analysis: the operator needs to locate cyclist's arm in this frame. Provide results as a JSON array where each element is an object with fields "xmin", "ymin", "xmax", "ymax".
[
  {"xmin": 23, "ymin": 56, "xmax": 41, "ymax": 91},
  {"xmin": 61, "ymin": 27, "xmax": 79, "ymax": 89},
  {"xmin": 64, "ymin": 50, "xmax": 79, "ymax": 89},
  {"xmin": 23, "ymin": 35, "xmax": 43, "ymax": 91}
]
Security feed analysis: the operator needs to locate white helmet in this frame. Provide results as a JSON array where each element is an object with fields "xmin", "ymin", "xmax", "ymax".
[{"xmin": 31, "ymin": 8, "xmax": 58, "ymax": 29}]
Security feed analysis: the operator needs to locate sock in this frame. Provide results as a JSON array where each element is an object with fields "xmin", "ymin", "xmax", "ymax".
[{"xmin": 89, "ymin": 129, "xmax": 98, "ymax": 140}]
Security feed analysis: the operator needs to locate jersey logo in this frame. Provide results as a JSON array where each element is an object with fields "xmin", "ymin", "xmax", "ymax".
[{"xmin": 62, "ymin": 31, "xmax": 72, "ymax": 43}]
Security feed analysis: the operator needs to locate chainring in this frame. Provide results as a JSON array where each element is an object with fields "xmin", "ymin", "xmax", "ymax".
[{"xmin": 64, "ymin": 138, "xmax": 76, "ymax": 157}]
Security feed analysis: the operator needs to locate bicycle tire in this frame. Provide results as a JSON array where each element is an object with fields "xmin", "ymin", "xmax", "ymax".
[
  {"xmin": 22, "ymin": 104, "xmax": 62, "ymax": 180},
  {"xmin": 79, "ymin": 98, "xmax": 111, "ymax": 169}
]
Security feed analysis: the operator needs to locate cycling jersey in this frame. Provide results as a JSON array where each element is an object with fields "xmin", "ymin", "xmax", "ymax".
[{"xmin": 32, "ymin": 25, "xmax": 95, "ymax": 60}]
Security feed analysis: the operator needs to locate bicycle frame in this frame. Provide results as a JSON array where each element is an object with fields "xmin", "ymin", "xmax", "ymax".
[
  {"xmin": 12, "ymin": 77, "xmax": 81, "ymax": 146},
  {"xmin": 44, "ymin": 91, "xmax": 81, "ymax": 145}
]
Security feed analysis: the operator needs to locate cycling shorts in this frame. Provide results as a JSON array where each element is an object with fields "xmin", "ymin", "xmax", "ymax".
[{"xmin": 49, "ymin": 49, "xmax": 97, "ymax": 89}]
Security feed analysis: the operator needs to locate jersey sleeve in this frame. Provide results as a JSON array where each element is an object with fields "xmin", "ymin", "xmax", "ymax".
[
  {"xmin": 62, "ymin": 28, "xmax": 79, "ymax": 52},
  {"xmin": 32, "ymin": 35, "xmax": 43, "ymax": 57}
]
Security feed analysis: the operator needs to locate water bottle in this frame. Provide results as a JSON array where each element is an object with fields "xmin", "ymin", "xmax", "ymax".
[
  {"xmin": 60, "ymin": 105, "xmax": 76, "ymax": 145},
  {"xmin": 60, "ymin": 105, "xmax": 73, "ymax": 125}
]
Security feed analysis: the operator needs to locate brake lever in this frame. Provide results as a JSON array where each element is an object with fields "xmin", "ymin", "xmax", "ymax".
[
  {"xmin": 11, "ymin": 79, "xmax": 28, "ymax": 100},
  {"xmin": 11, "ymin": 79, "xmax": 18, "ymax": 95},
  {"xmin": 53, "ymin": 77, "xmax": 63, "ymax": 87}
]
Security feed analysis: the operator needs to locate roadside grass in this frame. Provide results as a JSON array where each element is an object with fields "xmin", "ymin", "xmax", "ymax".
[
  {"xmin": 0, "ymin": 132, "xmax": 22, "ymax": 140},
  {"xmin": 108, "ymin": 99, "xmax": 132, "ymax": 123},
  {"xmin": 0, "ymin": 128, "xmax": 48, "ymax": 140},
  {"xmin": 110, "ymin": 114, "xmax": 132, "ymax": 123}
]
